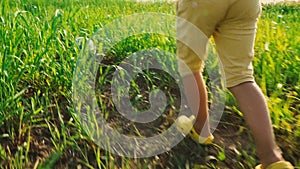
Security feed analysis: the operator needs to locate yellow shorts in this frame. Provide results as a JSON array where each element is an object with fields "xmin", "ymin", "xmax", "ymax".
[{"xmin": 177, "ymin": 0, "xmax": 262, "ymax": 87}]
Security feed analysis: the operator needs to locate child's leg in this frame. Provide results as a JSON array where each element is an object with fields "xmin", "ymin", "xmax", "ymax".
[
  {"xmin": 229, "ymin": 82, "xmax": 283, "ymax": 168},
  {"xmin": 176, "ymin": 0, "xmax": 229, "ymax": 138},
  {"xmin": 182, "ymin": 72, "xmax": 211, "ymax": 137},
  {"xmin": 212, "ymin": 0, "xmax": 284, "ymax": 165}
]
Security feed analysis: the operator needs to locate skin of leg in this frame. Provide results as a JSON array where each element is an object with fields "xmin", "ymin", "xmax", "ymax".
[
  {"xmin": 182, "ymin": 71, "xmax": 211, "ymax": 137},
  {"xmin": 228, "ymin": 82, "xmax": 283, "ymax": 168}
]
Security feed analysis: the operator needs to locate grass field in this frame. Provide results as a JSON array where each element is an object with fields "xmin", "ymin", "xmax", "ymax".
[{"xmin": 0, "ymin": 0, "xmax": 299, "ymax": 168}]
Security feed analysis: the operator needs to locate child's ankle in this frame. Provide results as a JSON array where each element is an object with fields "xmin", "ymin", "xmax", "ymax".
[{"xmin": 193, "ymin": 123, "xmax": 211, "ymax": 138}]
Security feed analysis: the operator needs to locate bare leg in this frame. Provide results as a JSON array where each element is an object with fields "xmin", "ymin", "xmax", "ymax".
[
  {"xmin": 182, "ymin": 71, "xmax": 211, "ymax": 137},
  {"xmin": 229, "ymin": 82, "xmax": 283, "ymax": 168}
]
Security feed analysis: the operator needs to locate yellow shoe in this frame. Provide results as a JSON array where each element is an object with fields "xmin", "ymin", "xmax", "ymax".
[
  {"xmin": 175, "ymin": 115, "xmax": 195, "ymax": 134},
  {"xmin": 175, "ymin": 115, "xmax": 214, "ymax": 145},
  {"xmin": 255, "ymin": 161, "xmax": 294, "ymax": 169},
  {"xmin": 189, "ymin": 127, "xmax": 214, "ymax": 145}
]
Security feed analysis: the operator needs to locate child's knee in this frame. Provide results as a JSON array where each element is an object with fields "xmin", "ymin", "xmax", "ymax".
[{"xmin": 225, "ymin": 74, "xmax": 255, "ymax": 88}]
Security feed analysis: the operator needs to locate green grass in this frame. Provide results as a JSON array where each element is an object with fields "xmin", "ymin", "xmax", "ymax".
[{"xmin": 0, "ymin": 0, "xmax": 299, "ymax": 168}]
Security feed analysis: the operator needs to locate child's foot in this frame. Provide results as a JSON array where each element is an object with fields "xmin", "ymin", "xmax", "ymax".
[
  {"xmin": 189, "ymin": 127, "xmax": 214, "ymax": 145},
  {"xmin": 175, "ymin": 115, "xmax": 214, "ymax": 145},
  {"xmin": 255, "ymin": 161, "xmax": 294, "ymax": 169}
]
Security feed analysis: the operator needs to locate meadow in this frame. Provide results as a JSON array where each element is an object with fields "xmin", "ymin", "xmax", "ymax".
[{"xmin": 0, "ymin": 0, "xmax": 299, "ymax": 168}]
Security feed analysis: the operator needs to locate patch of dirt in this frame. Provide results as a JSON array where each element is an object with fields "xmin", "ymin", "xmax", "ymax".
[{"xmin": 0, "ymin": 127, "xmax": 53, "ymax": 169}]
